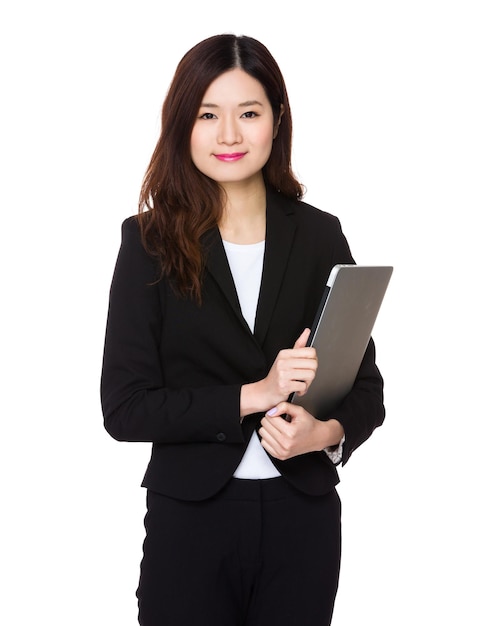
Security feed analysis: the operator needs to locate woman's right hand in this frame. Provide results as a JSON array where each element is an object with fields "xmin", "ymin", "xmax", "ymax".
[{"xmin": 240, "ymin": 328, "xmax": 318, "ymax": 418}]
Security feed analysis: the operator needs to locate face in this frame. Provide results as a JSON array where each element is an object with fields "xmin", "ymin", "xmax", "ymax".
[{"xmin": 190, "ymin": 68, "xmax": 280, "ymax": 189}]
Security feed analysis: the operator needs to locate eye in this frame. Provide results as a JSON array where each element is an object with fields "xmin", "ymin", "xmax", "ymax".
[
  {"xmin": 199, "ymin": 112, "xmax": 217, "ymax": 120},
  {"xmin": 241, "ymin": 111, "xmax": 259, "ymax": 119}
]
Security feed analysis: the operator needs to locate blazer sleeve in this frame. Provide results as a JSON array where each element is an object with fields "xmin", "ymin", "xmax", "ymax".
[
  {"xmin": 100, "ymin": 217, "xmax": 245, "ymax": 445},
  {"xmin": 304, "ymin": 208, "xmax": 386, "ymax": 464},
  {"xmin": 328, "ymin": 337, "xmax": 385, "ymax": 465}
]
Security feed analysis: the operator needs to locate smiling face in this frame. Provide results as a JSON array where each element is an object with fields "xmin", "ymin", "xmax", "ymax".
[{"xmin": 190, "ymin": 68, "xmax": 279, "ymax": 191}]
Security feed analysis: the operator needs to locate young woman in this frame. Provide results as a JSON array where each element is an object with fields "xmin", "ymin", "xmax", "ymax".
[{"xmin": 101, "ymin": 34, "xmax": 385, "ymax": 626}]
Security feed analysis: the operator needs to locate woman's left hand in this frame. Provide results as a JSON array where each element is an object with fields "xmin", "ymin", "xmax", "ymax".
[{"xmin": 258, "ymin": 402, "xmax": 344, "ymax": 461}]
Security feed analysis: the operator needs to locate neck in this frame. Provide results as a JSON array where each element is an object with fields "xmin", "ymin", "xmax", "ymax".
[{"xmin": 219, "ymin": 176, "xmax": 266, "ymax": 244}]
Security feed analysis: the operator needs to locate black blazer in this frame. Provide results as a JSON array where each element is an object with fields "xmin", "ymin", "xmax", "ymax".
[{"xmin": 101, "ymin": 189, "xmax": 385, "ymax": 501}]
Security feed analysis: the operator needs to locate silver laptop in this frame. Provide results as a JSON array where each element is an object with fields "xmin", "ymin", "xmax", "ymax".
[{"xmin": 290, "ymin": 264, "xmax": 393, "ymax": 420}]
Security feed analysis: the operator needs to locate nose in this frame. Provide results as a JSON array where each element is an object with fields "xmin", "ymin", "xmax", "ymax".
[{"xmin": 217, "ymin": 116, "xmax": 242, "ymax": 145}]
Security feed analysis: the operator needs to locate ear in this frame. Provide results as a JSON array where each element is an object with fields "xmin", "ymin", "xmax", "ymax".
[{"xmin": 273, "ymin": 104, "xmax": 284, "ymax": 139}]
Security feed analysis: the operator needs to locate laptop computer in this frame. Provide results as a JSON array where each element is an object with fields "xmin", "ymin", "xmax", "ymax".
[{"xmin": 290, "ymin": 264, "xmax": 393, "ymax": 420}]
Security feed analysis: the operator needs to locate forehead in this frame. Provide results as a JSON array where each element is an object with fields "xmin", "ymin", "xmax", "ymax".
[{"xmin": 201, "ymin": 68, "xmax": 270, "ymax": 106}]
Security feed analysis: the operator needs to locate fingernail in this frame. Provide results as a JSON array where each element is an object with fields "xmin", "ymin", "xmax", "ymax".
[{"xmin": 267, "ymin": 407, "xmax": 278, "ymax": 416}]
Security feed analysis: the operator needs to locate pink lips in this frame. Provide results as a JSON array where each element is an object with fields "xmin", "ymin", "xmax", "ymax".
[{"xmin": 214, "ymin": 152, "xmax": 246, "ymax": 162}]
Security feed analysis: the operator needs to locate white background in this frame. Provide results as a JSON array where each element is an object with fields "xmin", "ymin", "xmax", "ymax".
[{"xmin": 1, "ymin": 1, "xmax": 498, "ymax": 624}]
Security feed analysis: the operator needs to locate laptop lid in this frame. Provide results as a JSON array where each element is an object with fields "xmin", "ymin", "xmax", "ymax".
[{"xmin": 290, "ymin": 264, "xmax": 393, "ymax": 420}]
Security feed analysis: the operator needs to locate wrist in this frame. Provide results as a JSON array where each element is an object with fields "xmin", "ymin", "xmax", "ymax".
[
  {"xmin": 240, "ymin": 381, "xmax": 267, "ymax": 418},
  {"xmin": 322, "ymin": 418, "xmax": 345, "ymax": 448}
]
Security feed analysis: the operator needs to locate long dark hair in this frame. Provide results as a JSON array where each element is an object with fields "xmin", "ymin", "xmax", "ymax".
[{"xmin": 138, "ymin": 34, "xmax": 303, "ymax": 302}]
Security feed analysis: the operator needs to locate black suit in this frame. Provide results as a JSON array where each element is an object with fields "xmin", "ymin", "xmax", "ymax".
[{"xmin": 101, "ymin": 188, "xmax": 385, "ymax": 501}]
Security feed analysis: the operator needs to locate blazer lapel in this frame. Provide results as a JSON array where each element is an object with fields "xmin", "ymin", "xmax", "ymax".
[
  {"xmin": 254, "ymin": 191, "xmax": 296, "ymax": 345},
  {"xmin": 202, "ymin": 190, "xmax": 297, "ymax": 343},
  {"xmin": 202, "ymin": 227, "xmax": 246, "ymax": 325}
]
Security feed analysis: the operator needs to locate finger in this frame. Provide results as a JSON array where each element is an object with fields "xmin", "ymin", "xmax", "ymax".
[
  {"xmin": 265, "ymin": 403, "xmax": 290, "ymax": 418},
  {"xmin": 259, "ymin": 420, "xmax": 280, "ymax": 449},
  {"xmin": 268, "ymin": 402, "xmax": 308, "ymax": 422},
  {"xmin": 260, "ymin": 416, "xmax": 300, "ymax": 460},
  {"xmin": 259, "ymin": 436, "xmax": 281, "ymax": 459},
  {"xmin": 276, "ymin": 357, "xmax": 318, "ymax": 380},
  {"xmin": 289, "ymin": 356, "xmax": 318, "ymax": 371},
  {"xmin": 293, "ymin": 328, "xmax": 311, "ymax": 349},
  {"xmin": 277, "ymin": 364, "xmax": 317, "ymax": 397},
  {"xmin": 261, "ymin": 415, "xmax": 284, "ymax": 438},
  {"xmin": 288, "ymin": 366, "xmax": 317, "ymax": 382},
  {"xmin": 263, "ymin": 405, "xmax": 293, "ymax": 428},
  {"xmin": 259, "ymin": 419, "xmax": 290, "ymax": 459},
  {"xmin": 277, "ymin": 346, "xmax": 317, "ymax": 365}
]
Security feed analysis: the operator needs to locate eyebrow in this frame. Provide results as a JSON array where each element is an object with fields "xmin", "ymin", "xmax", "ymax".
[{"xmin": 199, "ymin": 100, "xmax": 264, "ymax": 108}]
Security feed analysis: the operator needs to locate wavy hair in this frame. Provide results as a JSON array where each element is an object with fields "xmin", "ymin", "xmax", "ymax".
[{"xmin": 138, "ymin": 34, "xmax": 303, "ymax": 302}]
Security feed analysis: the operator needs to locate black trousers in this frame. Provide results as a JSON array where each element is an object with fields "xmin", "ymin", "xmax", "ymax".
[{"xmin": 137, "ymin": 477, "xmax": 341, "ymax": 626}]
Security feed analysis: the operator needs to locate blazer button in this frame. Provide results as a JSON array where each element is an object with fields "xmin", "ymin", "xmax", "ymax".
[{"xmin": 216, "ymin": 432, "xmax": 226, "ymax": 442}]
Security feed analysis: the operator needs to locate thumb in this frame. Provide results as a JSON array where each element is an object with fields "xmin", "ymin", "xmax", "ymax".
[{"xmin": 293, "ymin": 328, "xmax": 311, "ymax": 349}]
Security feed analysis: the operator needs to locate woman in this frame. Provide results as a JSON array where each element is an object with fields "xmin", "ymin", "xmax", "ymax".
[{"xmin": 101, "ymin": 34, "xmax": 385, "ymax": 626}]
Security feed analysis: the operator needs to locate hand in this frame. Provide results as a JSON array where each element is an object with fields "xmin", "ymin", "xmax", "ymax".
[
  {"xmin": 258, "ymin": 402, "xmax": 345, "ymax": 461},
  {"xmin": 261, "ymin": 327, "xmax": 318, "ymax": 400},
  {"xmin": 240, "ymin": 328, "xmax": 317, "ymax": 418}
]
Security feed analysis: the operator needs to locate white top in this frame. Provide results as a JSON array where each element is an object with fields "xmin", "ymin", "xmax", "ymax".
[
  {"xmin": 222, "ymin": 240, "xmax": 265, "ymax": 334},
  {"xmin": 222, "ymin": 239, "xmax": 281, "ymax": 479}
]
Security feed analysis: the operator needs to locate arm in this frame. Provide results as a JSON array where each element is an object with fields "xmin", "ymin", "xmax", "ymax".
[
  {"xmin": 330, "ymin": 338, "xmax": 385, "ymax": 464},
  {"xmin": 100, "ymin": 218, "xmax": 245, "ymax": 445}
]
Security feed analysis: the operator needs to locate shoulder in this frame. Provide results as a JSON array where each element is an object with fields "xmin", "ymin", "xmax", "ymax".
[
  {"xmin": 294, "ymin": 200, "xmax": 353, "ymax": 263},
  {"xmin": 117, "ymin": 215, "xmax": 146, "ymax": 261},
  {"xmin": 119, "ymin": 213, "xmax": 152, "ymax": 254},
  {"xmin": 268, "ymin": 190, "xmax": 354, "ymax": 264},
  {"xmin": 268, "ymin": 189, "xmax": 342, "ymax": 233},
  {"xmin": 294, "ymin": 198, "xmax": 342, "ymax": 232},
  {"xmin": 114, "ymin": 214, "xmax": 160, "ymax": 280},
  {"xmin": 120, "ymin": 214, "xmax": 141, "ymax": 241},
  {"xmin": 272, "ymin": 192, "xmax": 346, "ymax": 248}
]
